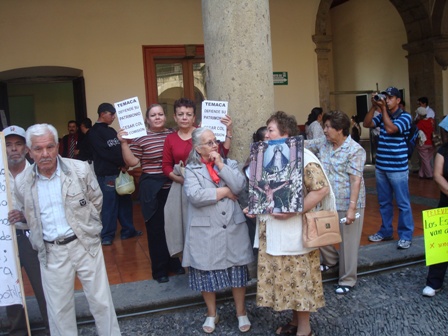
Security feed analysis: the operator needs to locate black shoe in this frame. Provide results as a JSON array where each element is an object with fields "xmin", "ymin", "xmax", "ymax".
[
  {"xmin": 121, "ymin": 231, "xmax": 143, "ymax": 240},
  {"xmin": 175, "ymin": 267, "xmax": 186, "ymax": 275},
  {"xmin": 156, "ymin": 276, "xmax": 169, "ymax": 283},
  {"xmin": 102, "ymin": 238, "xmax": 113, "ymax": 246}
]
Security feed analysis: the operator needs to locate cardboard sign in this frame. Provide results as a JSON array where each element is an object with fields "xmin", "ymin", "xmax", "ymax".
[
  {"xmin": 0, "ymin": 133, "xmax": 22, "ymax": 306},
  {"xmin": 201, "ymin": 100, "xmax": 228, "ymax": 142},
  {"xmin": 114, "ymin": 97, "xmax": 146, "ymax": 139},
  {"xmin": 248, "ymin": 136, "xmax": 304, "ymax": 214},
  {"xmin": 423, "ymin": 207, "xmax": 448, "ymax": 266}
]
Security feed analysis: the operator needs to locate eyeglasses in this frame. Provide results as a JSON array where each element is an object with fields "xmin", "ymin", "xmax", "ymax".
[{"xmin": 201, "ymin": 139, "xmax": 220, "ymax": 147}]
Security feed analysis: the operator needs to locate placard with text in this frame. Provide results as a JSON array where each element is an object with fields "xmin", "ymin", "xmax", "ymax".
[
  {"xmin": 114, "ymin": 96, "xmax": 147, "ymax": 139},
  {"xmin": 0, "ymin": 132, "xmax": 22, "ymax": 306},
  {"xmin": 423, "ymin": 207, "xmax": 448, "ymax": 266},
  {"xmin": 201, "ymin": 100, "xmax": 228, "ymax": 142}
]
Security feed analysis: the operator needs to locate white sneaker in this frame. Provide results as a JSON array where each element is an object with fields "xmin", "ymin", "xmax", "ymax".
[{"xmin": 422, "ymin": 286, "xmax": 440, "ymax": 297}]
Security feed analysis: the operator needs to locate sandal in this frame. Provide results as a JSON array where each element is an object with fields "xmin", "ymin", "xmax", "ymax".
[
  {"xmin": 202, "ymin": 314, "xmax": 219, "ymax": 333},
  {"xmin": 237, "ymin": 315, "xmax": 251, "ymax": 333},
  {"xmin": 335, "ymin": 285, "xmax": 352, "ymax": 295},
  {"xmin": 320, "ymin": 263, "xmax": 338, "ymax": 272},
  {"xmin": 276, "ymin": 322, "xmax": 298, "ymax": 335},
  {"xmin": 296, "ymin": 331, "xmax": 313, "ymax": 336}
]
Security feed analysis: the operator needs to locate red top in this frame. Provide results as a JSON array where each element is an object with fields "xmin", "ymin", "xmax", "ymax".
[
  {"xmin": 417, "ymin": 118, "xmax": 434, "ymax": 146},
  {"xmin": 162, "ymin": 132, "xmax": 193, "ymax": 177},
  {"xmin": 162, "ymin": 131, "xmax": 230, "ymax": 177}
]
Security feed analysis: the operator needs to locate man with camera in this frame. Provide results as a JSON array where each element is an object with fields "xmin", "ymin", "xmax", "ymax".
[{"xmin": 363, "ymin": 86, "xmax": 414, "ymax": 250}]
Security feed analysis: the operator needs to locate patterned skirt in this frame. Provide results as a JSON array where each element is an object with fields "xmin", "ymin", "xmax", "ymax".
[
  {"xmin": 256, "ymin": 219, "xmax": 325, "ymax": 312},
  {"xmin": 188, "ymin": 266, "xmax": 249, "ymax": 292}
]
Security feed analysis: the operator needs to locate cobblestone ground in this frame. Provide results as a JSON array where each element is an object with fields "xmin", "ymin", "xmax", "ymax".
[{"xmin": 34, "ymin": 263, "xmax": 447, "ymax": 336}]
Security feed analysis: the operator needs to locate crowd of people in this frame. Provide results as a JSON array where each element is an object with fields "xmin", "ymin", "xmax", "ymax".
[{"xmin": 4, "ymin": 90, "xmax": 447, "ymax": 335}]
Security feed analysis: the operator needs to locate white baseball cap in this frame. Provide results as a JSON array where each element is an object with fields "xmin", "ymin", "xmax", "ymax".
[{"xmin": 3, "ymin": 125, "xmax": 26, "ymax": 140}]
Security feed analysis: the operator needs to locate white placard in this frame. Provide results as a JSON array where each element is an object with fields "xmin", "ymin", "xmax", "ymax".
[
  {"xmin": 114, "ymin": 97, "xmax": 147, "ymax": 139},
  {"xmin": 0, "ymin": 133, "xmax": 22, "ymax": 307},
  {"xmin": 201, "ymin": 100, "xmax": 228, "ymax": 142}
]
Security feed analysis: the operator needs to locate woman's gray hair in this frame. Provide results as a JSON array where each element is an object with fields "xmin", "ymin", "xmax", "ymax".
[
  {"xmin": 26, "ymin": 124, "xmax": 59, "ymax": 148},
  {"xmin": 186, "ymin": 127, "xmax": 213, "ymax": 165}
]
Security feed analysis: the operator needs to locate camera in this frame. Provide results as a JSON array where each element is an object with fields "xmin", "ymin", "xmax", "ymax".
[{"xmin": 373, "ymin": 93, "xmax": 386, "ymax": 101}]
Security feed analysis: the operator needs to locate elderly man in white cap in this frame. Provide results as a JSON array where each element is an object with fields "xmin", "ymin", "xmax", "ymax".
[{"xmin": 4, "ymin": 125, "xmax": 49, "ymax": 335}]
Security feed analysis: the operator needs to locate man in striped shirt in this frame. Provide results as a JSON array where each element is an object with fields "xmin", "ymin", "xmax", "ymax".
[{"xmin": 363, "ymin": 86, "xmax": 414, "ymax": 249}]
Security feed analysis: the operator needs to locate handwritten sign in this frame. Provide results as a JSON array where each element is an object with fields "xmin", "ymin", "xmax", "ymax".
[
  {"xmin": 201, "ymin": 100, "xmax": 228, "ymax": 142},
  {"xmin": 0, "ymin": 133, "xmax": 22, "ymax": 306},
  {"xmin": 114, "ymin": 96, "xmax": 147, "ymax": 139},
  {"xmin": 423, "ymin": 207, "xmax": 448, "ymax": 266}
]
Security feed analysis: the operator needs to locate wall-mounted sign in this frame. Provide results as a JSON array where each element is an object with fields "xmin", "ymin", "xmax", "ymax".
[{"xmin": 274, "ymin": 72, "xmax": 288, "ymax": 85}]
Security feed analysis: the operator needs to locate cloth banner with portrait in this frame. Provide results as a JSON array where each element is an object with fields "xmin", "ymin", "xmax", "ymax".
[{"xmin": 247, "ymin": 136, "xmax": 304, "ymax": 214}]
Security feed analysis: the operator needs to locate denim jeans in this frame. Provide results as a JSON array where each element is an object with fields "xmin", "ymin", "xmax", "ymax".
[
  {"xmin": 375, "ymin": 169, "xmax": 414, "ymax": 241},
  {"xmin": 97, "ymin": 175, "xmax": 136, "ymax": 240}
]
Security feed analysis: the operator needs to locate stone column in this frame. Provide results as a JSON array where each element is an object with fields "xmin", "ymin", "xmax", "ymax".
[
  {"xmin": 202, "ymin": 0, "xmax": 274, "ymax": 163},
  {"xmin": 403, "ymin": 40, "xmax": 443, "ymax": 119},
  {"xmin": 312, "ymin": 34, "xmax": 333, "ymax": 112},
  {"xmin": 403, "ymin": 39, "xmax": 444, "ymax": 171}
]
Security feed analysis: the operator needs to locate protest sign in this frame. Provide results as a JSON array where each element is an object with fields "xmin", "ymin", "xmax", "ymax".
[
  {"xmin": 201, "ymin": 100, "xmax": 228, "ymax": 142},
  {"xmin": 114, "ymin": 97, "xmax": 146, "ymax": 139},
  {"xmin": 423, "ymin": 207, "xmax": 448, "ymax": 266},
  {"xmin": 0, "ymin": 132, "xmax": 22, "ymax": 307},
  {"xmin": 248, "ymin": 136, "xmax": 304, "ymax": 214}
]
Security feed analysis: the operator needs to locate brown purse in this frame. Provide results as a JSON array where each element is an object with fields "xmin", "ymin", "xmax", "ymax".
[{"xmin": 302, "ymin": 210, "xmax": 341, "ymax": 248}]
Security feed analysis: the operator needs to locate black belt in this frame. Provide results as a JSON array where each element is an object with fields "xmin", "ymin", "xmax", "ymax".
[{"xmin": 44, "ymin": 235, "xmax": 77, "ymax": 245}]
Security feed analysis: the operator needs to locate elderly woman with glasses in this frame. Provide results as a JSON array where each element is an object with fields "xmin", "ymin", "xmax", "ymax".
[{"xmin": 182, "ymin": 127, "xmax": 254, "ymax": 334}]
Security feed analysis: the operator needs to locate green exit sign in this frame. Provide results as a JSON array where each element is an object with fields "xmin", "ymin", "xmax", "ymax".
[{"xmin": 273, "ymin": 72, "xmax": 288, "ymax": 85}]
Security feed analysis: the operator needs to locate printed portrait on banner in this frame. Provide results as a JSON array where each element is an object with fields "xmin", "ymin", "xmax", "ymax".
[{"xmin": 248, "ymin": 136, "xmax": 304, "ymax": 214}]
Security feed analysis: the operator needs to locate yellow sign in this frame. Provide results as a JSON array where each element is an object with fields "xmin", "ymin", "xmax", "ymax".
[{"xmin": 423, "ymin": 207, "xmax": 448, "ymax": 266}]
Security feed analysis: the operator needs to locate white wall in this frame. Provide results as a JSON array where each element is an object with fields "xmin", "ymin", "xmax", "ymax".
[
  {"xmin": 270, "ymin": 0, "xmax": 321, "ymax": 124},
  {"xmin": 0, "ymin": 0, "xmax": 423, "ymax": 135},
  {"xmin": 330, "ymin": 0, "xmax": 409, "ymax": 138}
]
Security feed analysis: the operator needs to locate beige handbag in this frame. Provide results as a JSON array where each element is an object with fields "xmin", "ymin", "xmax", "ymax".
[{"xmin": 302, "ymin": 210, "xmax": 341, "ymax": 248}]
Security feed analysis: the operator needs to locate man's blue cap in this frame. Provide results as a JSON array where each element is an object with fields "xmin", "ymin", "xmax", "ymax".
[
  {"xmin": 381, "ymin": 87, "xmax": 401, "ymax": 99},
  {"xmin": 97, "ymin": 102, "xmax": 116, "ymax": 115}
]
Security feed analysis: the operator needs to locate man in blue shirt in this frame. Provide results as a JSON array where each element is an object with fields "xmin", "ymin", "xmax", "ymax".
[{"xmin": 363, "ymin": 86, "xmax": 414, "ymax": 249}]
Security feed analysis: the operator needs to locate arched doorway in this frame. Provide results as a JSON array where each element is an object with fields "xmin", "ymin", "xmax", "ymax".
[
  {"xmin": 313, "ymin": 0, "xmax": 447, "ymax": 116},
  {"xmin": 0, "ymin": 66, "xmax": 87, "ymax": 134}
]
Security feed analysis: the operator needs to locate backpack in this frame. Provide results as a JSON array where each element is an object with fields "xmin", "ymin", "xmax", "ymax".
[
  {"xmin": 405, "ymin": 122, "xmax": 419, "ymax": 159},
  {"xmin": 395, "ymin": 110, "xmax": 419, "ymax": 159}
]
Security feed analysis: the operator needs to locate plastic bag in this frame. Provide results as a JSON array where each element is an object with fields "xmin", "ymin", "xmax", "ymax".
[{"xmin": 115, "ymin": 171, "xmax": 135, "ymax": 195}]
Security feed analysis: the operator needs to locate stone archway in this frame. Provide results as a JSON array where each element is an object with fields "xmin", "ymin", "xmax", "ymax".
[{"xmin": 313, "ymin": 0, "xmax": 447, "ymax": 117}]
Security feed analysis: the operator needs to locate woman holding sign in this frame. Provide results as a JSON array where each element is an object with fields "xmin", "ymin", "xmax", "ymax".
[
  {"xmin": 118, "ymin": 104, "xmax": 184, "ymax": 283},
  {"xmin": 422, "ymin": 141, "xmax": 448, "ymax": 297},
  {"xmin": 246, "ymin": 111, "xmax": 334, "ymax": 336},
  {"xmin": 162, "ymin": 98, "xmax": 233, "ymax": 183}
]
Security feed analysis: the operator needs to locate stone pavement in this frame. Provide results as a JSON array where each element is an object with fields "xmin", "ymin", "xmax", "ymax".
[
  {"xmin": 58, "ymin": 262, "xmax": 444, "ymax": 335},
  {"xmin": 0, "ymin": 236, "xmax": 426, "ymax": 334}
]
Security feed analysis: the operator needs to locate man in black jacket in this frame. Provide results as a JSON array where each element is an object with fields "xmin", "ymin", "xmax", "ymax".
[{"xmin": 89, "ymin": 103, "xmax": 141, "ymax": 245}]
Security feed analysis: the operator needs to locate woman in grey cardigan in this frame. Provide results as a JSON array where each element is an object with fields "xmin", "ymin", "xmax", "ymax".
[{"xmin": 183, "ymin": 127, "xmax": 254, "ymax": 334}]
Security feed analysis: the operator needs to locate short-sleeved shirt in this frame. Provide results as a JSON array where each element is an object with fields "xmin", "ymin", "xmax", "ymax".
[
  {"xmin": 306, "ymin": 135, "xmax": 366, "ymax": 211},
  {"xmin": 306, "ymin": 121, "xmax": 324, "ymax": 140},
  {"xmin": 373, "ymin": 109, "xmax": 412, "ymax": 172},
  {"xmin": 129, "ymin": 128, "xmax": 173, "ymax": 189}
]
